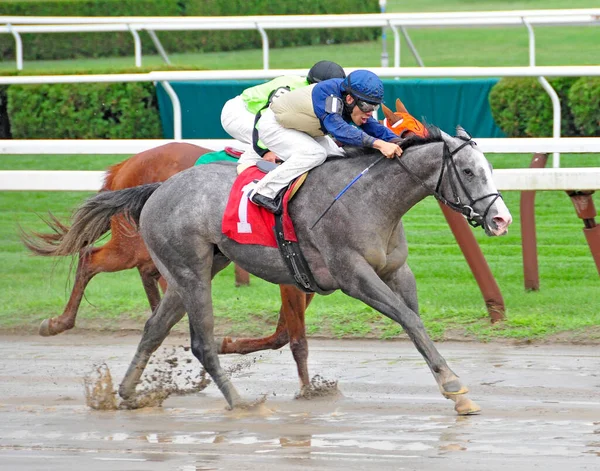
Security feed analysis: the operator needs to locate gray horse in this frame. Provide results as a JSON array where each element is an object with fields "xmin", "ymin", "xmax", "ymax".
[{"xmin": 54, "ymin": 126, "xmax": 511, "ymax": 415}]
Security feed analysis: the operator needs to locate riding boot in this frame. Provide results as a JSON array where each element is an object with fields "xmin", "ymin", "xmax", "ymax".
[{"xmin": 250, "ymin": 191, "xmax": 283, "ymax": 215}]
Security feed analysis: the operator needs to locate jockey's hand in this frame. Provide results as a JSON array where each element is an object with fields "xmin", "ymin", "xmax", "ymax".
[
  {"xmin": 262, "ymin": 151, "xmax": 278, "ymax": 163},
  {"xmin": 373, "ymin": 139, "xmax": 403, "ymax": 159}
]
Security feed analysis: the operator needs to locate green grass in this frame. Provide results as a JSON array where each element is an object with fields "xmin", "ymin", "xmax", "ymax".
[
  {"xmin": 1, "ymin": 152, "xmax": 599, "ymax": 341},
  {"xmin": 0, "ymin": 0, "xmax": 598, "ymax": 341}
]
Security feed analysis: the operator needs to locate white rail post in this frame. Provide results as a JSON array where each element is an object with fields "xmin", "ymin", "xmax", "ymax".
[
  {"xmin": 6, "ymin": 24, "xmax": 23, "ymax": 71},
  {"xmin": 523, "ymin": 18, "xmax": 561, "ymax": 167},
  {"xmin": 159, "ymin": 81, "xmax": 182, "ymax": 140},
  {"xmin": 388, "ymin": 21, "xmax": 401, "ymax": 68},
  {"xmin": 128, "ymin": 24, "xmax": 142, "ymax": 67},
  {"xmin": 255, "ymin": 23, "xmax": 269, "ymax": 70},
  {"xmin": 379, "ymin": 0, "xmax": 388, "ymax": 67}
]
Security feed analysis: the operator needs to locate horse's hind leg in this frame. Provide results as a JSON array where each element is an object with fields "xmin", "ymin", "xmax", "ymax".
[
  {"xmin": 40, "ymin": 220, "xmax": 144, "ymax": 337},
  {"xmin": 39, "ymin": 248, "xmax": 94, "ymax": 336},
  {"xmin": 182, "ymin": 248, "xmax": 245, "ymax": 408},
  {"xmin": 119, "ymin": 254, "xmax": 230, "ymax": 401},
  {"xmin": 119, "ymin": 288, "xmax": 186, "ymax": 400},
  {"xmin": 138, "ymin": 262, "xmax": 162, "ymax": 312},
  {"xmin": 39, "ymin": 243, "xmax": 127, "ymax": 336}
]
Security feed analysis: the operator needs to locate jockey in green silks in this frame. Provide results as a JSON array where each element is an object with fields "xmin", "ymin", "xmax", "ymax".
[{"xmin": 220, "ymin": 61, "xmax": 346, "ymax": 162}]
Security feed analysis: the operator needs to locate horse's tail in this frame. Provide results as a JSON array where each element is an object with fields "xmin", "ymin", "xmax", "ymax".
[{"xmin": 20, "ymin": 183, "xmax": 161, "ymax": 257}]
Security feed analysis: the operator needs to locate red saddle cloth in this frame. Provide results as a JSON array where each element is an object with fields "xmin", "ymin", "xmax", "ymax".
[{"xmin": 222, "ymin": 166, "xmax": 298, "ymax": 248}]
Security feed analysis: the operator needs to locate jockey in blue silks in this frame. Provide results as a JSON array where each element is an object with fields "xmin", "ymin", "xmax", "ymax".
[
  {"xmin": 239, "ymin": 69, "xmax": 404, "ymax": 213},
  {"xmin": 221, "ymin": 60, "xmax": 346, "ymax": 164}
]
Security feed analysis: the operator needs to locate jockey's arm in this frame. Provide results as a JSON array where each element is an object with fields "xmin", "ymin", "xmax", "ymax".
[
  {"xmin": 321, "ymin": 113, "xmax": 377, "ymax": 148},
  {"xmin": 361, "ymin": 117, "xmax": 399, "ymax": 142}
]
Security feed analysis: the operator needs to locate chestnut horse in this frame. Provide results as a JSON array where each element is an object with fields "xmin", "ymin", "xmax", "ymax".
[
  {"xmin": 22, "ymin": 99, "xmax": 502, "ymax": 358},
  {"xmin": 23, "ymin": 144, "xmax": 316, "ymax": 355}
]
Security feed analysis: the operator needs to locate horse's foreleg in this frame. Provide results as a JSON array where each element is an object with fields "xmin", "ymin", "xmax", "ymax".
[
  {"xmin": 119, "ymin": 288, "xmax": 186, "ymax": 400},
  {"xmin": 218, "ymin": 287, "xmax": 314, "ymax": 356},
  {"xmin": 339, "ymin": 260, "xmax": 473, "ymax": 414},
  {"xmin": 219, "ymin": 311, "xmax": 289, "ymax": 354},
  {"xmin": 385, "ymin": 264, "xmax": 480, "ymax": 415},
  {"xmin": 219, "ymin": 284, "xmax": 300, "ymax": 355},
  {"xmin": 281, "ymin": 286, "xmax": 311, "ymax": 391}
]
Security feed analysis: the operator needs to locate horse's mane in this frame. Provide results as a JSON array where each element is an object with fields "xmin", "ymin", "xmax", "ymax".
[
  {"xmin": 332, "ymin": 125, "xmax": 443, "ymax": 161},
  {"xmin": 399, "ymin": 125, "xmax": 443, "ymax": 151}
]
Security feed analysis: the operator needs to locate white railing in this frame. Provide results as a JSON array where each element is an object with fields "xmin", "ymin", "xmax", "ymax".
[
  {"xmin": 1, "ymin": 10, "xmax": 599, "ymax": 70},
  {"xmin": 2, "ymin": 65, "xmax": 600, "ymax": 167},
  {"xmin": 1, "ymin": 138, "xmax": 599, "ymax": 192}
]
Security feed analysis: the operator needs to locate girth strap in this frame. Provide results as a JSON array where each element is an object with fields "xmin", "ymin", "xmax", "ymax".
[{"xmin": 274, "ymin": 215, "xmax": 318, "ymax": 293}]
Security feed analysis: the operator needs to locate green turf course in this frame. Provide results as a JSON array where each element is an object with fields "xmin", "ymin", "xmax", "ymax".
[
  {"xmin": 1, "ymin": 152, "xmax": 599, "ymax": 341},
  {"xmin": 1, "ymin": 1, "xmax": 599, "ymax": 340}
]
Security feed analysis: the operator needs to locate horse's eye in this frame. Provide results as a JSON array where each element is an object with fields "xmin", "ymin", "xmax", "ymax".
[{"xmin": 463, "ymin": 168, "xmax": 474, "ymax": 177}]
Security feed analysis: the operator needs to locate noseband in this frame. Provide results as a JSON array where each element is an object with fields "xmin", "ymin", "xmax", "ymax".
[{"xmin": 395, "ymin": 136, "xmax": 502, "ymax": 229}]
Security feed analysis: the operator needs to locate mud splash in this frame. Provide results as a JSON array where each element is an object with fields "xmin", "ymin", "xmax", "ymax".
[
  {"xmin": 295, "ymin": 374, "xmax": 340, "ymax": 400},
  {"xmin": 84, "ymin": 346, "xmax": 211, "ymax": 410},
  {"xmin": 83, "ymin": 363, "xmax": 118, "ymax": 410}
]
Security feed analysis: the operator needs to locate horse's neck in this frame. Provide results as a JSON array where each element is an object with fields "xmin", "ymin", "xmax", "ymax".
[{"xmin": 368, "ymin": 144, "xmax": 442, "ymax": 225}]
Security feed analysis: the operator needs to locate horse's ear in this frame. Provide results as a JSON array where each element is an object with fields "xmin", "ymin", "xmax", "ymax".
[
  {"xmin": 381, "ymin": 103, "xmax": 399, "ymax": 124},
  {"xmin": 455, "ymin": 125, "xmax": 471, "ymax": 140},
  {"xmin": 395, "ymin": 98, "xmax": 409, "ymax": 114}
]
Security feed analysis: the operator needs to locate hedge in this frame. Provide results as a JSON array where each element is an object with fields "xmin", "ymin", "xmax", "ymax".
[
  {"xmin": 2, "ymin": 66, "xmax": 187, "ymax": 139},
  {"xmin": 0, "ymin": 0, "xmax": 379, "ymax": 61},
  {"xmin": 568, "ymin": 77, "xmax": 600, "ymax": 137},
  {"xmin": 489, "ymin": 77, "xmax": 600, "ymax": 137},
  {"xmin": 488, "ymin": 77, "xmax": 578, "ymax": 137}
]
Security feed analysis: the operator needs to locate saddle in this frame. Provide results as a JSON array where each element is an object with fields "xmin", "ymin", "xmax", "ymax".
[{"xmin": 222, "ymin": 163, "xmax": 317, "ymax": 293}]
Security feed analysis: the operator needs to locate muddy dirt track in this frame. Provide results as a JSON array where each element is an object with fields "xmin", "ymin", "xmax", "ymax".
[{"xmin": 0, "ymin": 333, "xmax": 599, "ymax": 470}]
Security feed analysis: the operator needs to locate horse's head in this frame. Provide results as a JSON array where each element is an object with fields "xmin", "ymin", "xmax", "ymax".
[
  {"xmin": 381, "ymin": 98, "xmax": 428, "ymax": 139},
  {"xmin": 436, "ymin": 126, "xmax": 512, "ymax": 236}
]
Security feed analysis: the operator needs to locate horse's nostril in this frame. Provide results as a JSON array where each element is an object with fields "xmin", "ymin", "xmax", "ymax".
[
  {"xmin": 492, "ymin": 216, "xmax": 511, "ymax": 232},
  {"xmin": 493, "ymin": 214, "xmax": 512, "ymax": 227}
]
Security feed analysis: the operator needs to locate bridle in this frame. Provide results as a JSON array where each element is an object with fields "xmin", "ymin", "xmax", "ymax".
[{"xmin": 394, "ymin": 135, "xmax": 502, "ymax": 229}]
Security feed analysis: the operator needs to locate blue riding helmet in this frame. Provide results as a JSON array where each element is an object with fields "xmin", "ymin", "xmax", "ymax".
[{"xmin": 341, "ymin": 70, "xmax": 385, "ymax": 105}]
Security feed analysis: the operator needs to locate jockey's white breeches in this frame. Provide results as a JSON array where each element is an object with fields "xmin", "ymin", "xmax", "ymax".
[
  {"xmin": 220, "ymin": 95, "xmax": 256, "ymax": 145},
  {"xmin": 240, "ymin": 108, "xmax": 344, "ymax": 199}
]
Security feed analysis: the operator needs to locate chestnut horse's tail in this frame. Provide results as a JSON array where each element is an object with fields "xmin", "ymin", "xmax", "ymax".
[
  {"xmin": 21, "ymin": 157, "xmax": 132, "ymax": 257},
  {"xmin": 21, "ymin": 183, "xmax": 161, "ymax": 257}
]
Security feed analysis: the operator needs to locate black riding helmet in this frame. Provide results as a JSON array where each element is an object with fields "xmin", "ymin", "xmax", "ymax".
[{"xmin": 307, "ymin": 60, "xmax": 346, "ymax": 84}]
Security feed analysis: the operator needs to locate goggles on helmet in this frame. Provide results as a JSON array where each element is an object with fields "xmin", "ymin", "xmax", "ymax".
[{"xmin": 354, "ymin": 97, "xmax": 380, "ymax": 113}]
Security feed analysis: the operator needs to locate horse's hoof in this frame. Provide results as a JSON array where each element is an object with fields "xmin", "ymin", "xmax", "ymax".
[
  {"xmin": 118, "ymin": 385, "xmax": 133, "ymax": 401},
  {"xmin": 453, "ymin": 395, "xmax": 481, "ymax": 416},
  {"xmin": 227, "ymin": 394, "xmax": 267, "ymax": 411},
  {"xmin": 442, "ymin": 380, "xmax": 469, "ymax": 397},
  {"xmin": 39, "ymin": 319, "xmax": 57, "ymax": 337}
]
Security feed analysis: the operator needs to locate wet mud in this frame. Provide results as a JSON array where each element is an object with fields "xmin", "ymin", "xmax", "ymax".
[
  {"xmin": 1, "ymin": 334, "xmax": 599, "ymax": 470},
  {"xmin": 85, "ymin": 346, "xmax": 211, "ymax": 410}
]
